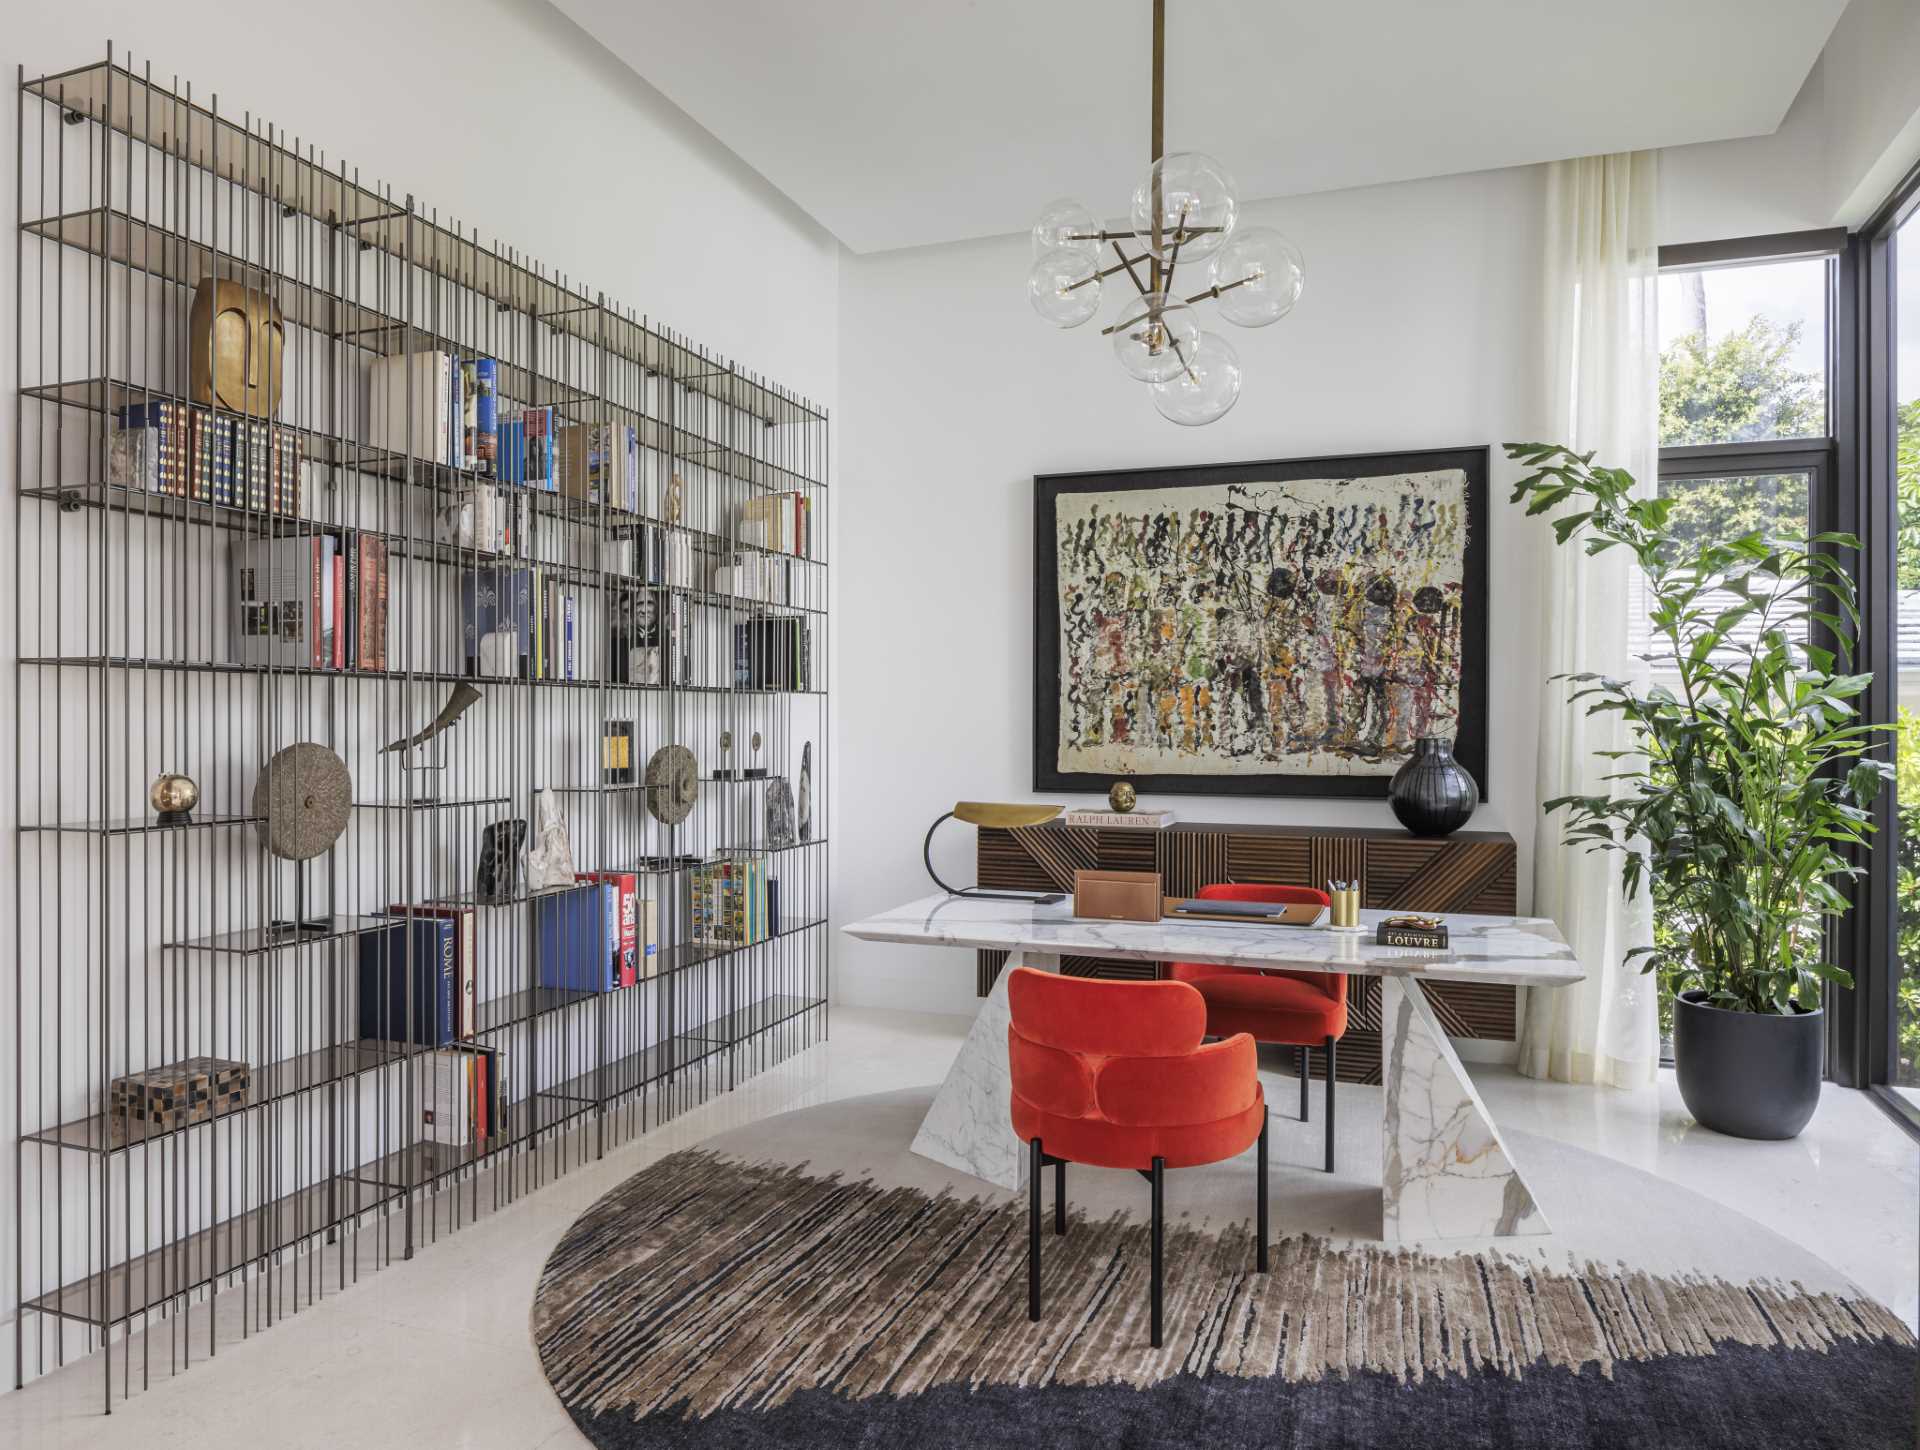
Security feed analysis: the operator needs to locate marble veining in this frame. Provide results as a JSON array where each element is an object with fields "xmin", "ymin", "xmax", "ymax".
[
  {"xmin": 843, "ymin": 893, "xmax": 1581, "ymax": 989},
  {"xmin": 908, "ymin": 949, "xmax": 1059, "ymax": 1190},
  {"xmin": 1381, "ymin": 977, "xmax": 1548, "ymax": 1240}
]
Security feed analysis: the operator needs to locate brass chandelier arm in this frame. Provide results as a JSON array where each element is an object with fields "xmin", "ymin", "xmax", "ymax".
[
  {"xmin": 1063, "ymin": 254, "xmax": 1155, "ymax": 294},
  {"xmin": 1111, "ymin": 240, "xmax": 1153, "ymax": 299}
]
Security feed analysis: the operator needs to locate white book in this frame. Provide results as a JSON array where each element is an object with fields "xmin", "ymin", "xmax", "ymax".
[
  {"xmin": 368, "ymin": 350, "xmax": 451, "ymax": 459},
  {"xmin": 415, "ymin": 1050, "xmax": 471, "ymax": 1146},
  {"xmin": 1062, "ymin": 809, "xmax": 1177, "ymax": 829}
]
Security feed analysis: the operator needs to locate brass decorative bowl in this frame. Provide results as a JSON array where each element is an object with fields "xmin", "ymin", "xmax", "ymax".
[{"xmin": 150, "ymin": 772, "xmax": 200, "ymax": 825}]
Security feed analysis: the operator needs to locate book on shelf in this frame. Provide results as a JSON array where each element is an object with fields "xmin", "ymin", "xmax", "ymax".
[
  {"xmin": 110, "ymin": 399, "xmax": 188, "ymax": 495},
  {"xmin": 357, "ymin": 915, "xmax": 458, "ymax": 1047},
  {"xmin": 534, "ymin": 883, "xmax": 613, "ymax": 993},
  {"xmin": 733, "ymin": 617, "xmax": 812, "ymax": 691},
  {"xmin": 609, "ymin": 590, "xmax": 691, "ymax": 686},
  {"xmin": 368, "ymin": 349, "xmax": 453, "ymax": 462},
  {"xmin": 576, "ymin": 871, "xmax": 641, "ymax": 988},
  {"xmin": 691, "ymin": 856, "xmax": 771, "ymax": 947},
  {"xmin": 1062, "ymin": 809, "xmax": 1177, "ymax": 829},
  {"xmin": 462, "ymin": 565, "xmax": 535, "ymax": 678},
  {"xmin": 416, "ymin": 1042, "xmax": 504, "ymax": 1146},
  {"xmin": 559, "ymin": 421, "xmax": 639, "ymax": 510},
  {"xmin": 710, "ymin": 551, "xmax": 794, "ymax": 605},
  {"xmin": 437, "ymin": 482, "xmax": 529, "ymax": 557},
  {"xmin": 524, "ymin": 406, "xmax": 556, "ymax": 491},
  {"xmin": 740, "ymin": 491, "xmax": 813, "ymax": 558},
  {"xmin": 458, "ymin": 357, "xmax": 497, "ymax": 473},
  {"xmin": 233, "ymin": 530, "xmax": 386, "ymax": 673},
  {"xmin": 390, "ymin": 904, "xmax": 477, "ymax": 1037},
  {"xmin": 601, "ymin": 523, "xmax": 694, "ymax": 588}
]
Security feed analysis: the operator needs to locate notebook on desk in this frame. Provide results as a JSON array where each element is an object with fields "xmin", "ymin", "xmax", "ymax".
[{"xmin": 1164, "ymin": 897, "xmax": 1327, "ymax": 926}]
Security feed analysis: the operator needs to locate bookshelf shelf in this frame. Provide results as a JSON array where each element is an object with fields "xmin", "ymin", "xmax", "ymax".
[
  {"xmin": 22, "ymin": 1175, "xmax": 399, "ymax": 1327},
  {"xmin": 14, "ymin": 44, "xmax": 830, "ymax": 1409}
]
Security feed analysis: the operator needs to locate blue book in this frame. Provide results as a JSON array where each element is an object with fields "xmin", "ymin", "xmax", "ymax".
[
  {"xmin": 473, "ymin": 358, "xmax": 497, "ymax": 476},
  {"xmin": 535, "ymin": 884, "xmax": 610, "ymax": 993},
  {"xmin": 497, "ymin": 417, "xmax": 524, "ymax": 485},
  {"xmin": 358, "ymin": 916, "xmax": 456, "ymax": 1046}
]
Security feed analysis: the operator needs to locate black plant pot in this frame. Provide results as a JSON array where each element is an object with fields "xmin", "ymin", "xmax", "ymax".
[
  {"xmin": 1672, "ymin": 989, "xmax": 1823, "ymax": 1140},
  {"xmin": 1387, "ymin": 737, "xmax": 1479, "ymax": 836}
]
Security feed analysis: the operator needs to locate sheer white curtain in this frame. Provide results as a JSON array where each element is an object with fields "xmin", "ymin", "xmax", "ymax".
[{"xmin": 1518, "ymin": 152, "xmax": 1661, "ymax": 1087}]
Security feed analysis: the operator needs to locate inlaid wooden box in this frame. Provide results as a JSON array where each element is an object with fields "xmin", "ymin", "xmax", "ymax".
[{"xmin": 110, "ymin": 1056, "xmax": 251, "ymax": 1137}]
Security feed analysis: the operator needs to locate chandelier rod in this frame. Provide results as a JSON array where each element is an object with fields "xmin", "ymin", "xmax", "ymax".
[{"xmin": 1150, "ymin": 0, "xmax": 1166, "ymax": 293}]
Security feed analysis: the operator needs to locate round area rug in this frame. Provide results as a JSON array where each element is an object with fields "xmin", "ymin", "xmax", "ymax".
[{"xmin": 531, "ymin": 1087, "xmax": 1915, "ymax": 1449}]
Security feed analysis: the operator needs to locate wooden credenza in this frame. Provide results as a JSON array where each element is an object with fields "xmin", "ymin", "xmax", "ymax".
[{"xmin": 975, "ymin": 820, "xmax": 1519, "ymax": 1085}]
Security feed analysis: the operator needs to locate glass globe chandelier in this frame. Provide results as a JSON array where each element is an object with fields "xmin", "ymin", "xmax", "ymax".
[{"xmin": 1026, "ymin": 0, "xmax": 1304, "ymax": 426}]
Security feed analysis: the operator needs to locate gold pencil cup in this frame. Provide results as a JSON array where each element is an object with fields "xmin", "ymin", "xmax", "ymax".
[{"xmin": 1330, "ymin": 886, "xmax": 1360, "ymax": 928}]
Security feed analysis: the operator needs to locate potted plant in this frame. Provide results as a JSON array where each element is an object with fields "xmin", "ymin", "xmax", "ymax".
[{"xmin": 1506, "ymin": 442, "xmax": 1891, "ymax": 1139}]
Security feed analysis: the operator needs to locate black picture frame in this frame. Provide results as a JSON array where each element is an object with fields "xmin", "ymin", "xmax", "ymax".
[{"xmin": 1032, "ymin": 446, "xmax": 1490, "ymax": 801}]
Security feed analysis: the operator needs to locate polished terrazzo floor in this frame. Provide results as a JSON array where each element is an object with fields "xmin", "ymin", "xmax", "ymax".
[{"xmin": 3, "ymin": 1006, "xmax": 1914, "ymax": 1449}]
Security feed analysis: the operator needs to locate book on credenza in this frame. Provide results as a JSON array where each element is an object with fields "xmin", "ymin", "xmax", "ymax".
[{"xmin": 1062, "ymin": 809, "xmax": 1177, "ymax": 829}]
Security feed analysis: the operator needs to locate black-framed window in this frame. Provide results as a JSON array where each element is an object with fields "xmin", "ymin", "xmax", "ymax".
[
  {"xmin": 1650, "ymin": 238, "xmax": 1843, "ymax": 1058},
  {"xmin": 1846, "ymin": 155, "xmax": 1920, "ymax": 1137}
]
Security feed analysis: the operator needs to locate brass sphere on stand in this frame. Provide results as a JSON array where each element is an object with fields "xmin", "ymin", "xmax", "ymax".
[{"xmin": 150, "ymin": 772, "xmax": 200, "ymax": 826}]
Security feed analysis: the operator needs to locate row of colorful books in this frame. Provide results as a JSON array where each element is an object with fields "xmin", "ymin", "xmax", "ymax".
[
  {"xmin": 459, "ymin": 565, "xmax": 582, "ymax": 681},
  {"xmin": 739, "ymin": 491, "xmax": 815, "ymax": 559},
  {"xmin": 690, "ymin": 857, "xmax": 779, "ymax": 947},
  {"xmin": 234, "ymin": 531, "xmax": 390, "ymax": 671},
  {"xmin": 710, "ymin": 549, "xmax": 802, "ymax": 606},
  {"xmin": 368, "ymin": 351, "xmax": 647, "ymax": 512},
  {"xmin": 436, "ymin": 483, "xmax": 533, "ymax": 558},
  {"xmin": 111, "ymin": 400, "xmax": 305, "ymax": 513}
]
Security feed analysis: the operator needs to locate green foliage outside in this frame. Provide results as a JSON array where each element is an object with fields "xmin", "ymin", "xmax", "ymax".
[{"xmin": 1649, "ymin": 312, "xmax": 1920, "ymax": 1066}]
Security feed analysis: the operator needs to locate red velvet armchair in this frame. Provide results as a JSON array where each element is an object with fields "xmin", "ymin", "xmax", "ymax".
[
  {"xmin": 1166, "ymin": 883, "xmax": 1345, "ymax": 1173},
  {"xmin": 1007, "ymin": 967, "xmax": 1268, "ymax": 1348}
]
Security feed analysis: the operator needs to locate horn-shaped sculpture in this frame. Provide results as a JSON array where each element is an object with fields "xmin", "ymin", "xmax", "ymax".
[{"xmin": 381, "ymin": 684, "xmax": 482, "ymax": 754}]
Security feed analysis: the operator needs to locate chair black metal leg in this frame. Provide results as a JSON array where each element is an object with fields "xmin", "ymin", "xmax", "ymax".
[
  {"xmin": 1028, "ymin": 1137, "xmax": 1042, "ymax": 1321},
  {"xmin": 1054, "ymin": 1157, "xmax": 1066, "ymax": 1236},
  {"xmin": 1256, "ymin": 1110, "xmax": 1270, "ymax": 1273},
  {"xmin": 1324, "ymin": 1035, "xmax": 1337, "ymax": 1174},
  {"xmin": 1150, "ymin": 1156, "xmax": 1165, "ymax": 1348},
  {"xmin": 1298, "ymin": 1045, "xmax": 1309, "ymax": 1121}
]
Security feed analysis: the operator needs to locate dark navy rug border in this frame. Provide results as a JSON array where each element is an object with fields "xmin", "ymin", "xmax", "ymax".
[{"xmin": 563, "ymin": 1335, "xmax": 1918, "ymax": 1450}]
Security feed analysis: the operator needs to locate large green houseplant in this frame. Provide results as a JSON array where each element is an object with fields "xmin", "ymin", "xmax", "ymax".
[{"xmin": 1507, "ymin": 442, "xmax": 1891, "ymax": 1138}]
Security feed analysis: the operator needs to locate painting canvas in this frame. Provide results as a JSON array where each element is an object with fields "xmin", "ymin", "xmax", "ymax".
[{"xmin": 1033, "ymin": 448, "xmax": 1488, "ymax": 799}]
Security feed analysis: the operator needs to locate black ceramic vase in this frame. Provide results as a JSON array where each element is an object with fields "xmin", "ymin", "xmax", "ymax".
[{"xmin": 1387, "ymin": 737, "xmax": 1478, "ymax": 836}]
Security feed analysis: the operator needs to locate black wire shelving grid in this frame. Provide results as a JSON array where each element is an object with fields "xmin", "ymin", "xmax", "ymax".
[{"xmin": 13, "ymin": 47, "xmax": 831, "ymax": 1408}]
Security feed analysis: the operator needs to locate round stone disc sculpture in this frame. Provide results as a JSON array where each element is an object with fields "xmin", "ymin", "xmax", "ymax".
[
  {"xmin": 252, "ymin": 742, "xmax": 353, "ymax": 861},
  {"xmin": 646, "ymin": 744, "xmax": 699, "ymax": 826}
]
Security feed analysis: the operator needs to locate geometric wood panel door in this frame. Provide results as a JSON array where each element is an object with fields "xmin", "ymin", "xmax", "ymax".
[{"xmin": 975, "ymin": 821, "xmax": 1520, "ymax": 1083}]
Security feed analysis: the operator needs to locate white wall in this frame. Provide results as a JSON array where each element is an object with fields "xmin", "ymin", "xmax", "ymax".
[
  {"xmin": 0, "ymin": 0, "xmax": 839, "ymax": 1387},
  {"xmin": 835, "ymin": 167, "xmax": 1552, "ymax": 1016}
]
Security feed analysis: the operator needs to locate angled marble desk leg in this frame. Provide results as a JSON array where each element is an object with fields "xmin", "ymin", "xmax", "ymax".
[
  {"xmin": 910, "ymin": 949, "xmax": 1059, "ymax": 1191},
  {"xmin": 1380, "ymin": 976, "xmax": 1550, "ymax": 1241}
]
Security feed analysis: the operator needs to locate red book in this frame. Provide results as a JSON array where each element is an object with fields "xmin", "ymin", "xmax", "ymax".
[
  {"xmin": 332, "ymin": 554, "xmax": 345, "ymax": 669},
  {"xmin": 309, "ymin": 538, "xmax": 325, "ymax": 669}
]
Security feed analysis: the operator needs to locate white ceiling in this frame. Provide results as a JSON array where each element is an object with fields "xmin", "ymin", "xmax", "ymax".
[{"xmin": 554, "ymin": 0, "xmax": 1848, "ymax": 255}]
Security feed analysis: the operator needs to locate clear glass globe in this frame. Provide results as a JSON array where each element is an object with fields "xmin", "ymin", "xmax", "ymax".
[
  {"xmin": 1149, "ymin": 332, "xmax": 1242, "ymax": 426},
  {"xmin": 1110, "ymin": 292, "xmax": 1200, "ymax": 383},
  {"xmin": 1131, "ymin": 152, "xmax": 1238, "ymax": 262},
  {"xmin": 1031, "ymin": 197, "xmax": 1099, "ymax": 259},
  {"xmin": 1210, "ymin": 227, "xmax": 1304, "ymax": 327},
  {"xmin": 1028, "ymin": 247, "xmax": 1102, "ymax": 328}
]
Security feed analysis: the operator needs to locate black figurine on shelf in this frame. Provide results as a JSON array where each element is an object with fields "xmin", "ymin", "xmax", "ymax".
[
  {"xmin": 1387, "ymin": 737, "xmax": 1479, "ymax": 837},
  {"xmin": 476, "ymin": 818, "xmax": 528, "ymax": 903}
]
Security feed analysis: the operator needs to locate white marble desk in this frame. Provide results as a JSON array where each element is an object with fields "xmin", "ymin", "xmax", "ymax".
[{"xmin": 841, "ymin": 894, "xmax": 1583, "ymax": 1242}]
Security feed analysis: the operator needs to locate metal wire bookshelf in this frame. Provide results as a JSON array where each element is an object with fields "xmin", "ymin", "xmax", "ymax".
[{"xmin": 13, "ymin": 47, "xmax": 830, "ymax": 1408}]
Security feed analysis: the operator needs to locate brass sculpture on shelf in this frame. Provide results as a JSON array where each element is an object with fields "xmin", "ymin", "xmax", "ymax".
[
  {"xmin": 149, "ymin": 771, "xmax": 200, "ymax": 825},
  {"xmin": 1108, "ymin": 780, "xmax": 1137, "ymax": 813},
  {"xmin": 379, "ymin": 683, "xmax": 482, "ymax": 754},
  {"xmin": 189, "ymin": 278, "xmax": 285, "ymax": 415}
]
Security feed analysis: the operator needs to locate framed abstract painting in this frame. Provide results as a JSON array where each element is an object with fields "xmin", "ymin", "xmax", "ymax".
[{"xmin": 1033, "ymin": 447, "xmax": 1489, "ymax": 800}]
